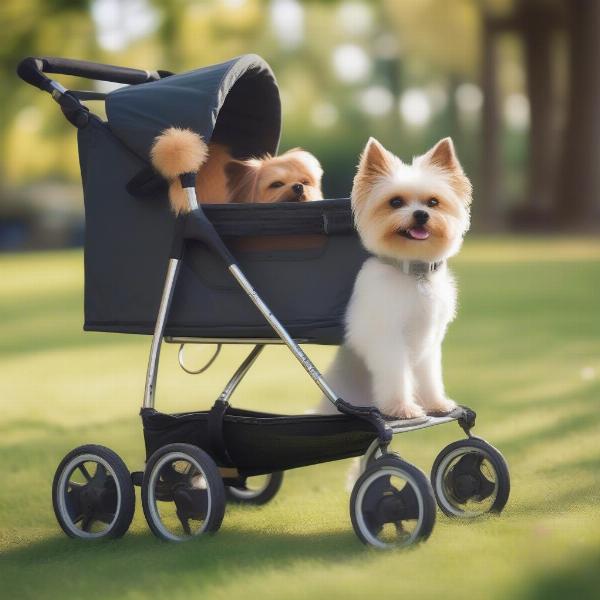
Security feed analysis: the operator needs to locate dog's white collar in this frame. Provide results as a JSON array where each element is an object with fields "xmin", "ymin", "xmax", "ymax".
[{"xmin": 378, "ymin": 257, "xmax": 444, "ymax": 277}]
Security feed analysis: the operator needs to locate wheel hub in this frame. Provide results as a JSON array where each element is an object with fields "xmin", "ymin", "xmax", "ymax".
[
  {"xmin": 452, "ymin": 473, "xmax": 479, "ymax": 502},
  {"xmin": 363, "ymin": 476, "xmax": 420, "ymax": 530}
]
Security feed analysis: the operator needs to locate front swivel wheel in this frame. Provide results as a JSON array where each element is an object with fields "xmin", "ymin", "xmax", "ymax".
[{"xmin": 431, "ymin": 438, "xmax": 510, "ymax": 518}]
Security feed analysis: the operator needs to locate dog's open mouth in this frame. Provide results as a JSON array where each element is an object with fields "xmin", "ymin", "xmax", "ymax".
[{"xmin": 399, "ymin": 226, "xmax": 430, "ymax": 240}]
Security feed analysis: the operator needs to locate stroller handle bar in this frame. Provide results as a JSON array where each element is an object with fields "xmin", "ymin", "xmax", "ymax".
[
  {"xmin": 17, "ymin": 57, "xmax": 172, "ymax": 128},
  {"xmin": 17, "ymin": 56, "xmax": 164, "ymax": 91}
]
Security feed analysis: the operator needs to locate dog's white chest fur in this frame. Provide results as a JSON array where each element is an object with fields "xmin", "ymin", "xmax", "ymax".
[
  {"xmin": 344, "ymin": 258, "xmax": 457, "ymax": 418},
  {"xmin": 347, "ymin": 258, "xmax": 456, "ymax": 354}
]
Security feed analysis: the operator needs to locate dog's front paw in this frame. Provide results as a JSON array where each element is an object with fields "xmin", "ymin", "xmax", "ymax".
[
  {"xmin": 384, "ymin": 402, "xmax": 426, "ymax": 420},
  {"xmin": 422, "ymin": 397, "xmax": 457, "ymax": 415}
]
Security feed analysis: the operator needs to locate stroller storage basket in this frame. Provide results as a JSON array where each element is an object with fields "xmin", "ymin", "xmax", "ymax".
[{"xmin": 142, "ymin": 407, "xmax": 379, "ymax": 476}]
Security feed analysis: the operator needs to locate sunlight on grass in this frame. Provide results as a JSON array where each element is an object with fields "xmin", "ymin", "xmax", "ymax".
[{"xmin": 1, "ymin": 237, "xmax": 599, "ymax": 600}]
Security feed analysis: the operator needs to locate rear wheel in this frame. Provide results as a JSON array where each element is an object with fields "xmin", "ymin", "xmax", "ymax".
[
  {"xmin": 142, "ymin": 444, "xmax": 225, "ymax": 541},
  {"xmin": 226, "ymin": 472, "xmax": 283, "ymax": 506},
  {"xmin": 350, "ymin": 455, "xmax": 436, "ymax": 549},
  {"xmin": 52, "ymin": 444, "xmax": 135, "ymax": 539}
]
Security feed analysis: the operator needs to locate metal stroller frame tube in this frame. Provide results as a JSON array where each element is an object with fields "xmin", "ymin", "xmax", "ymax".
[
  {"xmin": 142, "ymin": 185, "xmax": 196, "ymax": 409},
  {"xmin": 143, "ymin": 258, "xmax": 181, "ymax": 408},
  {"xmin": 217, "ymin": 345, "xmax": 264, "ymax": 403},
  {"xmin": 184, "ymin": 186, "xmax": 199, "ymax": 211}
]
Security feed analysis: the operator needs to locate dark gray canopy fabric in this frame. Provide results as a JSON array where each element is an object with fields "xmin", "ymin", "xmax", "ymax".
[{"xmin": 105, "ymin": 54, "xmax": 281, "ymax": 161}]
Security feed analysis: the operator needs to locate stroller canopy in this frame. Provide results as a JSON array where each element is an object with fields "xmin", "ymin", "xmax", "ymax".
[{"xmin": 106, "ymin": 54, "xmax": 281, "ymax": 161}]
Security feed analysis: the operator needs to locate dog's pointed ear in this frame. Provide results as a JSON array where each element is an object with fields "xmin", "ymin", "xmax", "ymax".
[
  {"xmin": 225, "ymin": 160, "xmax": 259, "ymax": 202},
  {"xmin": 423, "ymin": 137, "xmax": 460, "ymax": 171},
  {"xmin": 357, "ymin": 137, "xmax": 394, "ymax": 179},
  {"xmin": 421, "ymin": 137, "xmax": 472, "ymax": 204}
]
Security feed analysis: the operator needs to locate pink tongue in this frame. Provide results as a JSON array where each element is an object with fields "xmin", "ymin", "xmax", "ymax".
[{"xmin": 408, "ymin": 227, "xmax": 430, "ymax": 240}]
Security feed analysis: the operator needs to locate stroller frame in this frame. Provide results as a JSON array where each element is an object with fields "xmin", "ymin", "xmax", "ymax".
[{"xmin": 18, "ymin": 54, "xmax": 509, "ymax": 548}]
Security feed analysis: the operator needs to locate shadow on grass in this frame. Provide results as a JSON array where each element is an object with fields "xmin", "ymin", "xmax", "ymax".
[
  {"xmin": 2, "ymin": 527, "xmax": 363, "ymax": 599},
  {"xmin": 516, "ymin": 547, "xmax": 600, "ymax": 600}
]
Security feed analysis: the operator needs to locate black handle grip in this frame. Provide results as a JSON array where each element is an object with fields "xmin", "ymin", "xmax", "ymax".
[
  {"xmin": 17, "ymin": 56, "xmax": 162, "ymax": 90},
  {"xmin": 17, "ymin": 58, "xmax": 53, "ymax": 92}
]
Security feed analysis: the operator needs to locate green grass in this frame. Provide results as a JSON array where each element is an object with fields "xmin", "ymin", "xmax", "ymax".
[{"xmin": 1, "ymin": 237, "xmax": 600, "ymax": 600}]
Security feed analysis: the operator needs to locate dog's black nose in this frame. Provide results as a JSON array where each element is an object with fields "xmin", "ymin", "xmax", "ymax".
[
  {"xmin": 413, "ymin": 210, "xmax": 429, "ymax": 225},
  {"xmin": 292, "ymin": 183, "xmax": 304, "ymax": 195}
]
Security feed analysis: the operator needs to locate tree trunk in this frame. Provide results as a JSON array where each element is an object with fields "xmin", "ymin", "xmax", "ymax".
[
  {"xmin": 479, "ymin": 15, "xmax": 502, "ymax": 228},
  {"xmin": 556, "ymin": 0, "xmax": 600, "ymax": 227},
  {"xmin": 521, "ymin": 0, "xmax": 558, "ymax": 219}
]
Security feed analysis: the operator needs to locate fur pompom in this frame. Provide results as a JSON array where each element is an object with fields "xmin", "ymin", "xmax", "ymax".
[
  {"xmin": 150, "ymin": 127, "xmax": 208, "ymax": 178},
  {"xmin": 150, "ymin": 127, "xmax": 209, "ymax": 214}
]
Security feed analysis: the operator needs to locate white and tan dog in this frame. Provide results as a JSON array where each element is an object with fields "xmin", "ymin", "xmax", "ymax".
[{"xmin": 323, "ymin": 137, "xmax": 472, "ymax": 419}]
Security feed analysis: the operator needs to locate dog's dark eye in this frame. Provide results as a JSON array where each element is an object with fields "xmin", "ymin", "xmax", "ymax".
[
  {"xmin": 427, "ymin": 197, "xmax": 439, "ymax": 207},
  {"xmin": 269, "ymin": 181, "xmax": 285, "ymax": 188},
  {"xmin": 389, "ymin": 196, "xmax": 405, "ymax": 208}
]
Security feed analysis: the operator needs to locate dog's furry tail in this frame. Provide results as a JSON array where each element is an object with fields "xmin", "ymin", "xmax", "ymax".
[{"xmin": 150, "ymin": 127, "xmax": 208, "ymax": 214}]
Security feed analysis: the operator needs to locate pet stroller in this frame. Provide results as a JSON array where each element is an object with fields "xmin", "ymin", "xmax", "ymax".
[{"xmin": 18, "ymin": 54, "xmax": 510, "ymax": 548}]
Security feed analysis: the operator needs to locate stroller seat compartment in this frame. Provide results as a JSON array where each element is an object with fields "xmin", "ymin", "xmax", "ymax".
[
  {"xmin": 78, "ymin": 53, "xmax": 370, "ymax": 345},
  {"xmin": 80, "ymin": 120, "xmax": 368, "ymax": 344}
]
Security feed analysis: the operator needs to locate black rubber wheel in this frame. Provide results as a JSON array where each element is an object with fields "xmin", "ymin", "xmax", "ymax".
[
  {"xmin": 431, "ymin": 438, "xmax": 510, "ymax": 518},
  {"xmin": 52, "ymin": 444, "xmax": 135, "ymax": 539},
  {"xmin": 226, "ymin": 472, "xmax": 284, "ymax": 506},
  {"xmin": 142, "ymin": 443, "xmax": 226, "ymax": 541},
  {"xmin": 350, "ymin": 455, "xmax": 436, "ymax": 549}
]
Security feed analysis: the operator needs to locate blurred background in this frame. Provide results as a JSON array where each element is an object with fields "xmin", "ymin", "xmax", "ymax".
[
  {"xmin": 2, "ymin": 0, "xmax": 599, "ymax": 250},
  {"xmin": 2, "ymin": 3, "xmax": 600, "ymax": 598}
]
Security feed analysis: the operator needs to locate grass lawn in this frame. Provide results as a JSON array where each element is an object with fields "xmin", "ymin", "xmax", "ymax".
[{"xmin": 1, "ymin": 237, "xmax": 599, "ymax": 600}]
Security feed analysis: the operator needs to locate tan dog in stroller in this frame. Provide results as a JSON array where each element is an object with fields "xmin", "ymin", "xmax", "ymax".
[{"xmin": 150, "ymin": 127, "xmax": 324, "ymax": 213}]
